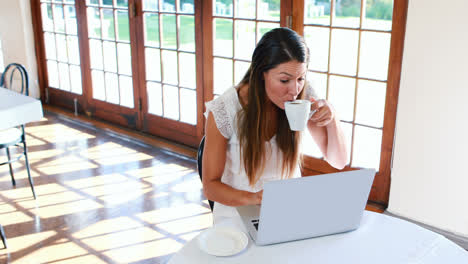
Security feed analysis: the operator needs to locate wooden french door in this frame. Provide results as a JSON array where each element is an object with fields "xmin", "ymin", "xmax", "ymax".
[
  {"xmin": 83, "ymin": 0, "xmax": 141, "ymax": 128},
  {"xmin": 135, "ymin": 0, "xmax": 202, "ymax": 146},
  {"xmin": 295, "ymin": 0, "xmax": 408, "ymax": 205},
  {"xmin": 32, "ymin": 0, "xmax": 202, "ymax": 146}
]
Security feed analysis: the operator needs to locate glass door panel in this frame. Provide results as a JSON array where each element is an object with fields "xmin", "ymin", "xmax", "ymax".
[
  {"xmin": 86, "ymin": 0, "xmax": 134, "ymax": 108},
  {"xmin": 212, "ymin": 0, "xmax": 280, "ymax": 96},
  {"xmin": 142, "ymin": 0, "xmax": 197, "ymax": 125},
  {"xmin": 40, "ymin": 0, "xmax": 82, "ymax": 94},
  {"xmin": 303, "ymin": 0, "xmax": 396, "ymax": 173},
  {"xmin": 333, "ymin": 0, "xmax": 361, "ymax": 28},
  {"xmin": 304, "ymin": 0, "xmax": 331, "ymax": 26}
]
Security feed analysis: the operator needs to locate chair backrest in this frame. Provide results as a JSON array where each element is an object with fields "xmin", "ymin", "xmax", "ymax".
[
  {"xmin": 197, "ymin": 136, "xmax": 214, "ymax": 211},
  {"xmin": 0, "ymin": 63, "xmax": 29, "ymax": 96}
]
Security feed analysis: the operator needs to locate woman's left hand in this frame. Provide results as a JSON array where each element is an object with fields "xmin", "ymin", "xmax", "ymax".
[{"xmin": 309, "ymin": 98, "xmax": 336, "ymax": 127}]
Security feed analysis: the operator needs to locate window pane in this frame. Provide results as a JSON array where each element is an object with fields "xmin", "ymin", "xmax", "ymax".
[
  {"xmin": 69, "ymin": 64, "xmax": 82, "ymax": 94},
  {"xmin": 234, "ymin": 20, "xmax": 255, "ymax": 60},
  {"xmin": 64, "ymin": 5, "xmax": 77, "ymax": 35},
  {"xmin": 58, "ymin": 62, "xmax": 70, "ymax": 91},
  {"xmin": 214, "ymin": 0, "xmax": 233, "ymax": 17},
  {"xmin": 162, "ymin": 0, "xmax": 176, "ymax": 12},
  {"xmin": 56, "ymin": 34, "xmax": 68, "ymax": 62},
  {"xmin": 89, "ymin": 39, "xmax": 103, "ymax": 69},
  {"xmin": 41, "ymin": 4, "xmax": 53, "ymax": 32},
  {"xmin": 333, "ymin": 0, "xmax": 360, "ymax": 28},
  {"xmin": 103, "ymin": 41, "xmax": 117, "ymax": 72},
  {"xmin": 144, "ymin": 13, "xmax": 160, "ymax": 47},
  {"xmin": 47, "ymin": 60, "xmax": 59, "ymax": 88},
  {"xmin": 179, "ymin": 0, "xmax": 194, "ymax": 14},
  {"xmin": 235, "ymin": 0, "xmax": 255, "ymax": 19},
  {"xmin": 363, "ymin": 0, "xmax": 393, "ymax": 31},
  {"xmin": 308, "ymin": 72, "xmax": 327, "ymax": 100},
  {"xmin": 119, "ymin": 75, "xmax": 134, "ymax": 108},
  {"xmin": 163, "ymin": 85, "xmax": 179, "ymax": 120},
  {"xmin": 92, "ymin": 70, "xmax": 105, "ymax": 100},
  {"xmin": 352, "ymin": 126, "xmax": 382, "ymax": 171},
  {"xmin": 116, "ymin": 0, "xmax": 128, "ymax": 8},
  {"xmin": 356, "ymin": 80, "xmax": 386, "ymax": 128},
  {"xmin": 102, "ymin": 9, "xmax": 115, "ymax": 40},
  {"xmin": 257, "ymin": 22, "xmax": 279, "ymax": 43},
  {"xmin": 328, "ymin": 75, "xmax": 355, "ymax": 122},
  {"xmin": 178, "ymin": 15, "xmax": 195, "ymax": 52},
  {"xmin": 330, "ymin": 29, "xmax": 358, "ymax": 76},
  {"xmin": 53, "ymin": 5, "xmax": 65, "ymax": 33},
  {"xmin": 258, "ymin": 0, "xmax": 280, "ymax": 21},
  {"xmin": 213, "ymin": 58, "xmax": 233, "ymax": 95},
  {"xmin": 87, "ymin": 7, "xmax": 101, "ymax": 38},
  {"xmin": 116, "ymin": 10, "xmax": 130, "ymax": 42},
  {"xmin": 180, "ymin": 88, "xmax": 196, "ymax": 125},
  {"xmin": 147, "ymin": 82, "xmax": 162, "ymax": 116},
  {"xmin": 161, "ymin": 50, "xmax": 178, "ymax": 85},
  {"xmin": 161, "ymin": 14, "xmax": 177, "ymax": 49},
  {"xmin": 359, "ymin": 31, "xmax": 390, "ymax": 81},
  {"xmin": 213, "ymin": 18, "xmax": 233, "ymax": 57},
  {"xmin": 117, "ymin": 43, "xmax": 132, "ymax": 75},
  {"xmin": 143, "ymin": 0, "xmax": 158, "ymax": 11},
  {"xmin": 145, "ymin": 48, "xmax": 161, "ymax": 81},
  {"xmin": 105, "ymin": 72, "xmax": 119, "ymax": 104},
  {"xmin": 102, "ymin": 0, "xmax": 113, "ymax": 7},
  {"xmin": 87, "ymin": 0, "xmax": 99, "ymax": 6},
  {"xmin": 304, "ymin": 26, "xmax": 329, "ymax": 72},
  {"xmin": 304, "ymin": 0, "xmax": 330, "ymax": 26},
  {"xmin": 234, "ymin": 60, "xmax": 250, "ymax": 85},
  {"xmin": 178, "ymin": 52, "xmax": 196, "ymax": 88},
  {"xmin": 44, "ymin": 33, "xmax": 56, "ymax": 60},
  {"xmin": 67, "ymin": 35, "xmax": 80, "ymax": 65}
]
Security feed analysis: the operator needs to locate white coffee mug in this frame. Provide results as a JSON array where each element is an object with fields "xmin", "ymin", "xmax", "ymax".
[{"xmin": 284, "ymin": 100, "xmax": 316, "ymax": 131}]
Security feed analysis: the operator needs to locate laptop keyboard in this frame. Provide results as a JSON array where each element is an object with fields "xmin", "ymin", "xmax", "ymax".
[{"xmin": 251, "ymin": 219, "xmax": 259, "ymax": 230}]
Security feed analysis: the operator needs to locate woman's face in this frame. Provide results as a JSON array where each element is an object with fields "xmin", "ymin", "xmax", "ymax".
[{"xmin": 263, "ymin": 60, "xmax": 307, "ymax": 109}]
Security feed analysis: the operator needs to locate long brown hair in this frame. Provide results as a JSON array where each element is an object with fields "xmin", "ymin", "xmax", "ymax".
[{"xmin": 236, "ymin": 28, "xmax": 310, "ymax": 186}]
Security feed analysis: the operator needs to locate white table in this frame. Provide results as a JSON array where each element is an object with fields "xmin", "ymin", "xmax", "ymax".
[
  {"xmin": 0, "ymin": 87, "xmax": 43, "ymax": 130},
  {"xmin": 168, "ymin": 211, "xmax": 468, "ymax": 264}
]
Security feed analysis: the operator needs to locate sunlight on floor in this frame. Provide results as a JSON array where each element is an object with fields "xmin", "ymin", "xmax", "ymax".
[
  {"xmin": 0, "ymin": 114, "xmax": 211, "ymax": 263},
  {"xmin": 80, "ymin": 142, "xmax": 153, "ymax": 165},
  {"xmin": 36, "ymin": 155, "xmax": 98, "ymax": 175}
]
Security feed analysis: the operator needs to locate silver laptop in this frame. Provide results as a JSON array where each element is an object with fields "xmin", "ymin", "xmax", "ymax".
[{"xmin": 236, "ymin": 168, "xmax": 376, "ymax": 245}]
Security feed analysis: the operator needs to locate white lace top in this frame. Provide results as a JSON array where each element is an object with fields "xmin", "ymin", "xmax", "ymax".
[{"xmin": 205, "ymin": 87, "xmax": 303, "ymax": 223}]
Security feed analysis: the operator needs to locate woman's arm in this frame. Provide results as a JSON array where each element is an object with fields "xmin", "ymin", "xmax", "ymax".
[
  {"xmin": 307, "ymin": 98, "xmax": 348, "ymax": 169},
  {"xmin": 202, "ymin": 112, "xmax": 263, "ymax": 206}
]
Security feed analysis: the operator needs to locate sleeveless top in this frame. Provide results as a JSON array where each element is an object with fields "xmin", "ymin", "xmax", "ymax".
[{"xmin": 205, "ymin": 87, "xmax": 304, "ymax": 223}]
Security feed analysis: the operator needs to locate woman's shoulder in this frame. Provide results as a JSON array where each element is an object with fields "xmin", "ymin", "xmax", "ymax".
[
  {"xmin": 206, "ymin": 87, "xmax": 241, "ymax": 113},
  {"xmin": 204, "ymin": 87, "xmax": 240, "ymax": 139}
]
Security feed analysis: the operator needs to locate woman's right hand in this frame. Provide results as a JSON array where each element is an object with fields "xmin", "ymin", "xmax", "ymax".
[{"xmin": 250, "ymin": 190, "xmax": 263, "ymax": 205}]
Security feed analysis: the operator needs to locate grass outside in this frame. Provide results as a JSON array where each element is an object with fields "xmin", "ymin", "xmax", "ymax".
[{"xmin": 91, "ymin": 14, "xmax": 195, "ymax": 47}]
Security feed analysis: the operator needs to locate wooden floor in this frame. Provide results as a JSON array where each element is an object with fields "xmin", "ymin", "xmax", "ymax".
[{"xmin": 0, "ymin": 112, "xmax": 211, "ymax": 264}]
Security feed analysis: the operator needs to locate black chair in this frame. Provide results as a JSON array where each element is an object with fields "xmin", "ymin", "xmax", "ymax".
[
  {"xmin": 0, "ymin": 63, "xmax": 37, "ymax": 201},
  {"xmin": 197, "ymin": 136, "xmax": 214, "ymax": 211}
]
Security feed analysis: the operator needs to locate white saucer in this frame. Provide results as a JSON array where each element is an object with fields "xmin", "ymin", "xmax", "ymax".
[{"xmin": 197, "ymin": 226, "xmax": 248, "ymax": 257}]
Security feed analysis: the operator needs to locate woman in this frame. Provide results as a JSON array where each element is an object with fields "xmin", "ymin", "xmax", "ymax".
[{"xmin": 203, "ymin": 28, "xmax": 347, "ymax": 222}]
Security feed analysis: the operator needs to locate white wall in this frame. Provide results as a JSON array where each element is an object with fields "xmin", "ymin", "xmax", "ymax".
[
  {"xmin": 0, "ymin": 0, "xmax": 39, "ymax": 98},
  {"xmin": 388, "ymin": 0, "xmax": 468, "ymax": 237}
]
